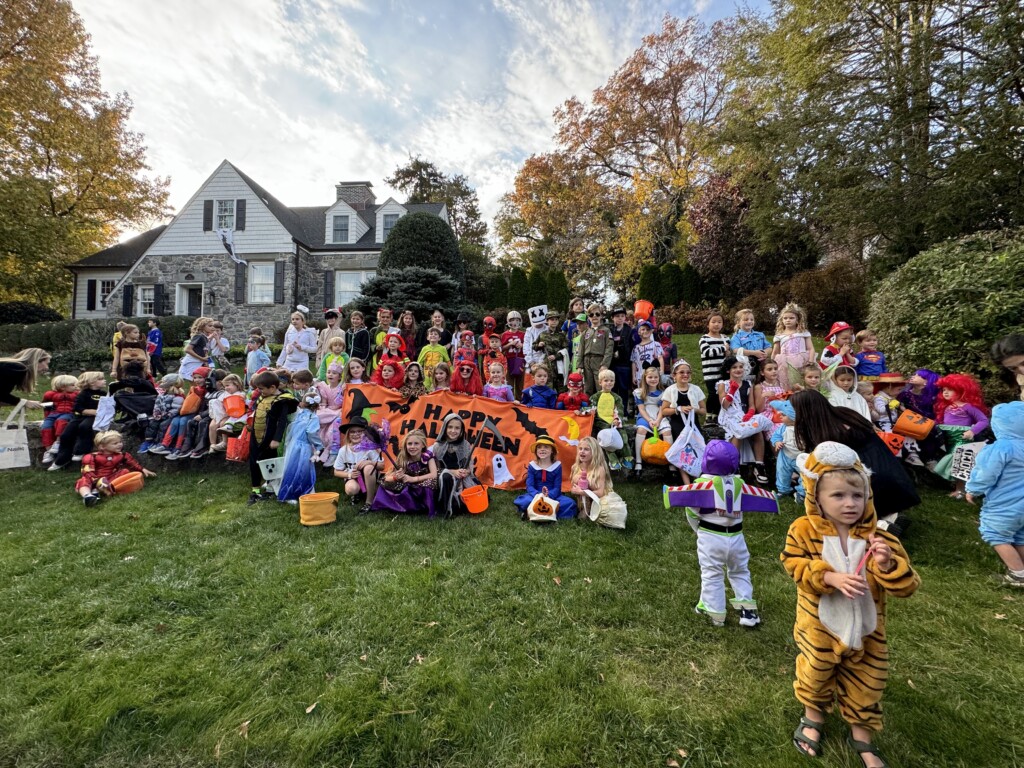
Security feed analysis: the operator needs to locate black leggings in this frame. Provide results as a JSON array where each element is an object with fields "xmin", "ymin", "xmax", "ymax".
[{"xmin": 54, "ymin": 416, "xmax": 96, "ymax": 466}]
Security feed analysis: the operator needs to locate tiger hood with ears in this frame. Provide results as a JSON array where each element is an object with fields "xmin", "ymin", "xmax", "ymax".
[{"xmin": 795, "ymin": 441, "xmax": 877, "ymax": 537}]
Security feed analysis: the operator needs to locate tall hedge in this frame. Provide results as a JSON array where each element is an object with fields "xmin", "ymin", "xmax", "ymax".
[
  {"xmin": 869, "ymin": 228, "xmax": 1024, "ymax": 386},
  {"xmin": 546, "ymin": 270, "xmax": 571, "ymax": 313},
  {"xmin": 508, "ymin": 267, "xmax": 530, "ymax": 310},
  {"xmin": 378, "ymin": 212, "xmax": 465, "ymax": 291},
  {"xmin": 526, "ymin": 266, "xmax": 548, "ymax": 307}
]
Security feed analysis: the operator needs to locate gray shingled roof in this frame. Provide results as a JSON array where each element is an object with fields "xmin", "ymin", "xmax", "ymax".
[
  {"xmin": 68, "ymin": 225, "xmax": 168, "ymax": 269},
  {"xmin": 291, "ymin": 202, "xmax": 447, "ymax": 251}
]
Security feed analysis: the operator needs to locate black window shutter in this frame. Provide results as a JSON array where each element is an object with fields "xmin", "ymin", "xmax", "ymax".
[
  {"xmin": 153, "ymin": 284, "xmax": 166, "ymax": 316},
  {"xmin": 273, "ymin": 261, "xmax": 285, "ymax": 304},
  {"xmin": 323, "ymin": 269, "xmax": 334, "ymax": 310},
  {"xmin": 122, "ymin": 284, "xmax": 134, "ymax": 317},
  {"xmin": 202, "ymin": 200, "xmax": 213, "ymax": 231},
  {"xmin": 86, "ymin": 279, "xmax": 97, "ymax": 311},
  {"xmin": 235, "ymin": 199, "xmax": 246, "ymax": 231},
  {"xmin": 235, "ymin": 262, "xmax": 246, "ymax": 304}
]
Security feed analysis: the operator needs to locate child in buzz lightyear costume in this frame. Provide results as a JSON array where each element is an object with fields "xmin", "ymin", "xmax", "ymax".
[{"xmin": 664, "ymin": 439, "xmax": 779, "ymax": 627}]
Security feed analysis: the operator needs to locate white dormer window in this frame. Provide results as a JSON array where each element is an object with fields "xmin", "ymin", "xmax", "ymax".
[
  {"xmin": 383, "ymin": 213, "xmax": 400, "ymax": 240},
  {"xmin": 216, "ymin": 199, "xmax": 235, "ymax": 230},
  {"xmin": 332, "ymin": 215, "xmax": 349, "ymax": 244}
]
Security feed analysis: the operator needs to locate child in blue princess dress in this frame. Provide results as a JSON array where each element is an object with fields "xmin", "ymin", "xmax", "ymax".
[
  {"xmin": 276, "ymin": 391, "xmax": 324, "ymax": 503},
  {"xmin": 514, "ymin": 435, "xmax": 577, "ymax": 520}
]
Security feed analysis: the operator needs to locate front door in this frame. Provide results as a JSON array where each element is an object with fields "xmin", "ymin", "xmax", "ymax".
[
  {"xmin": 187, "ymin": 287, "xmax": 203, "ymax": 317},
  {"xmin": 175, "ymin": 283, "xmax": 204, "ymax": 317}
]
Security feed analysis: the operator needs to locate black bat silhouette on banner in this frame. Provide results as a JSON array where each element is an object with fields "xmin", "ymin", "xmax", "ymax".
[{"xmin": 512, "ymin": 407, "xmax": 546, "ymax": 440}]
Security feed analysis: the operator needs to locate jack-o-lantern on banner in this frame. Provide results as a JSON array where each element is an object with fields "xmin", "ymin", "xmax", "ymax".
[{"xmin": 341, "ymin": 384, "xmax": 595, "ymax": 491}]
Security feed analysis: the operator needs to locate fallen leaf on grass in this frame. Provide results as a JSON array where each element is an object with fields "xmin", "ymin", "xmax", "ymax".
[
  {"xmin": 667, "ymin": 759, "xmax": 679, "ymax": 767},
  {"xmin": 1003, "ymin": 595, "xmax": 1016, "ymax": 601},
  {"xmin": 122, "ymin": 555, "xmax": 135, "ymax": 562},
  {"xmin": 544, "ymin": 562, "xmax": 552, "ymax": 569},
  {"xmin": 583, "ymin": 577, "xmax": 592, "ymax": 584},
  {"xmin": 198, "ymin": 478, "xmax": 206, "ymax": 484},
  {"xmin": 677, "ymin": 749, "xmax": 689, "ymax": 758},
  {"xmin": 689, "ymin": 662, "xmax": 700, "ymax": 675},
  {"xmin": 424, "ymin": 621, "xmax": 439, "ymax": 628},
  {"xmin": 359, "ymin": 654, "xmax": 368, "ymax": 662},
  {"xmin": 419, "ymin": 557, "xmax": 431, "ymax": 567},
  {"xmin": 994, "ymin": 613, "xmax": 1007, "ymax": 620},
  {"xmin": 906, "ymin": 679, "xmax": 916, "ymax": 689},
  {"xmin": 553, "ymin": 577, "xmax": 561, "ymax": 586},
  {"xmin": 238, "ymin": 720, "xmax": 250, "ymax": 738},
  {"xmin": 305, "ymin": 702, "xmax": 317, "ymax": 714},
  {"xmin": 410, "ymin": 654, "xmax": 425, "ymax": 665},
  {"xmin": 598, "ymin": 673, "xmax": 605, "ymax": 683}
]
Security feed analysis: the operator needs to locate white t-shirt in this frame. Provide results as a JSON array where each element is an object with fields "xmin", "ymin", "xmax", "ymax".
[
  {"xmin": 332, "ymin": 444, "xmax": 381, "ymax": 474},
  {"xmin": 659, "ymin": 383, "xmax": 706, "ymax": 432}
]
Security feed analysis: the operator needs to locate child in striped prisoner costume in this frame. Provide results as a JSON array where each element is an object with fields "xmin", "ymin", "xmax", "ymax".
[{"xmin": 782, "ymin": 442, "xmax": 919, "ymax": 768}]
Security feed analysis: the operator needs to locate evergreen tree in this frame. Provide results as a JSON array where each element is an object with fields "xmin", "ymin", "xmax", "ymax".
[
  {"xmin": 487, "ymin": 271, "xmax": 509, "ymax": 308},
  {"xmin": 378, "ymin": 212, "xmax": 465, "ymax": 292},
  {"xmin": 526, "ymin": 265, "xmax": 548, "ymax": 307},
  {"xmin": 637, "ymin": 264, "xmax": 661, "ymax": 305},
  {"xmin": 546, "ymin": 269, "xmax": 571, "ymax": 314},
  {"xmin": 352, "ymin": 267, "xmax": 463, "ymax": 321},
  {"xmin": 678, "ymin": 262, "xmax": 704, "ymax": 305},
  {"xmin": 660, "ymin": 263, "xmax": 683, "ymax": 306},
  {"xmin": 508, "ymin": 267, "xmax": 530, "ymax": 310}
]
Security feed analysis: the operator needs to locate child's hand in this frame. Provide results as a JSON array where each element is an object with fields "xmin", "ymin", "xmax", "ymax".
[
  {"xmin": 965, "ymin": 492, "xmax": 977, "ymax": 505},
  {"xmin": 774, "ymin": 443, "xmax": 783, "ymax": 454},
  {"xmin": 143, "ymin": 469, "xmax": 157, "ymax": 478},
  {"xmin": 270, "ymin": 440, "xmax": 279, "ymax": 449},
  {"xmin": 868, "ymin": 534, "xmax": 894, "ymax": 572},
  {"xmin": 964, "ymin": 430, "xmax": 974, "ymax": 440},
  {"xmin": 541, "ymin": 485, "xmax": 549, "ymax": 495},
  {"xmin": 824, "ymin": 570, "xmax": 868, "ymax": 599}
]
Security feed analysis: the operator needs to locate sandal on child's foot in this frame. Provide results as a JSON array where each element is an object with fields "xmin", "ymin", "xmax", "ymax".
[
  {"xmin": 792, "ymin": 716, "xmax": 824, "ymax": 758},
  {"xmin": 948, "ymin": 491, "xmax": 964, "ymax": 500},
  {"xmin": 846, "ymin": 735, "xmax": 888, "ymax": 768}
]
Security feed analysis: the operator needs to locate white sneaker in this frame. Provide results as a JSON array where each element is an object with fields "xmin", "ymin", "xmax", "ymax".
[
  {"xmin": 71, "ymin": 455, "xmax": 83, "ymax": 462},
  {"xmin": 905, "ymin": 453, "xmax": 924, "ymax": 467},
  {"xmin": 41, "ymin": 450, "xmax": 56, "ymax": 465},
  {"xmin": 47, "ymin": 463, "xmax": 65, "ymax": 472}
]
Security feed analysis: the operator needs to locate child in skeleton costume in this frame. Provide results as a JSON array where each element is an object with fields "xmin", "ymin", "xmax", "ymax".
[
  {"xmin": 782, "ymin": 442, "xmax": 919, "ymax": 766},
  {"xmin": 522, "ymin": 305, "xmax": 548, "ymax": 373},
  {"xmin": 664, "ymin": 440, "xmax": 778, "ymax": 628}
]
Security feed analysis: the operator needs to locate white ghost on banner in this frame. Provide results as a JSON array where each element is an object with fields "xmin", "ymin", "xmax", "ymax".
[{"xmin": 492, "ymin": 454, "xmax": 515, "ymax": 485}]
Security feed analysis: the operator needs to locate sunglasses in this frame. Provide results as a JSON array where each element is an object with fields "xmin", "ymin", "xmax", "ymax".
[{"xmin": 588, "ymin": 312, "xmax": 602, "ymax": 317}]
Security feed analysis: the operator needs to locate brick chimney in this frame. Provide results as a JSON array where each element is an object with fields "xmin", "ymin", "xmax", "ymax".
[{"xmin": 335, "ymin": 181, "xmax": 375, "ymax": 210}]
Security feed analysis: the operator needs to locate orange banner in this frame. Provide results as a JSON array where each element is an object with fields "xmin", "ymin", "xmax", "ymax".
[{"xmin": 341, "ymin": 385, "xmax": 594, "ymax": 491}]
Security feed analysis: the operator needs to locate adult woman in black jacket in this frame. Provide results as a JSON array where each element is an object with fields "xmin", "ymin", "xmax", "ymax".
[
  {"xmin": 0, "ymin": 348, "xmax": 51, "ymax": 410},
  {"xmin": 791, "ymin": 389, "xmax": 920, "ymax": 533}
]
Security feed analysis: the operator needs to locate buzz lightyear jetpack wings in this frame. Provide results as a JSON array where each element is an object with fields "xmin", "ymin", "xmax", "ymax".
[
  {"xmin": 784, "ymin": 357, "xmax": 841, "ymax": 395},
  {"xmin": 663, "ymin": 440, "xmax": 779, "ymax": 524}
]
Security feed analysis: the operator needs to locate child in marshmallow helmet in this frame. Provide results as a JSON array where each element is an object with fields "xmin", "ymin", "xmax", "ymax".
[
  {"xmin": 523, "ymin": 304, "xmax": 548, "ymax": 372},
  {"xmin": 664, "ymin": 439, "xmax": 778, "ymax": 627},
  {"xmin": 783, "ymin": 441, "xmax": 919, "ymax": 766}
]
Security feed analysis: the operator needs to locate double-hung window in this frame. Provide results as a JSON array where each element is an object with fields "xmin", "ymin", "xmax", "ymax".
[
  {"xmin": 216, "ymin": 199, "xmax": 235, "ymax": 230},
  {"xmin": 382, "ymin": 213, "xmax": 399, "ymax": 240},
  {"xmin": 333, "ymin": 215, "xmax": 349, "ymax": 244},
  {"xmin": 248, "ymin": 263, "xmax": 275, "ymax": 304}
]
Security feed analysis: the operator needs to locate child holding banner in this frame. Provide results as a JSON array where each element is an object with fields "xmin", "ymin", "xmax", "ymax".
[{"xmin": 370, "ymin": 429, "xmax": 438, "ymax": 517}]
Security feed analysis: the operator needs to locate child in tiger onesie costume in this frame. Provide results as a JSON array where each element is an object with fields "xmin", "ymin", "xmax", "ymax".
[{"xmin": 781, "ymin": 441, "xmax": 919, "ymax": 768}]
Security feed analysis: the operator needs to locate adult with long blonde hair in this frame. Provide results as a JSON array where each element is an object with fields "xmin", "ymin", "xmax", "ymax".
[{"xmin": 0, "ymin": 347, "xmax": 51, "ymax": 409}]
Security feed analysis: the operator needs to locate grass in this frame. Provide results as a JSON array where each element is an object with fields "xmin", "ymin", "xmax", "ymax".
[
  {"xmin": 1, "ymin": 472, "xmax": 1023, "ymax": 767},
  {"xmin": 2, "ymin": 335, "xmax": 1022, "ymax": 766}
]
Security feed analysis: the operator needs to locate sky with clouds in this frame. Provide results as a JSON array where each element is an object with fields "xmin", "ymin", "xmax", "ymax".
[{"xmin": 75, "ymin": 0, "xmax": 759, "ymax": 237}]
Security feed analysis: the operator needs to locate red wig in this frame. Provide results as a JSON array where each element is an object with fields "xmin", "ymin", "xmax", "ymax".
[
  {"xmin": 934, "ymin": 373, "xmax": 988, "ymax": 422},
  {"xmin": 451, "ymin": 362, "xmax": 483, "ymax": 396},
  {"xmin": 370, "ymin": 360, "xmax": 405, "ymax": 390}
]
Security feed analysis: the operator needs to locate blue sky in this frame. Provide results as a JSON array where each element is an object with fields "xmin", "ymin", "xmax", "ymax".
[{"xmin": 75, "ymin": 0, "xmax": 761, "ymax": 235}]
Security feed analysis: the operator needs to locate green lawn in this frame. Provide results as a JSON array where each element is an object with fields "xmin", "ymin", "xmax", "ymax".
[
  {"xmin": 0, "ymin": 470, "xmax": 1021, "ymax": 767},
  {"xmin": 2, "ymin": 334, "xmax": 1021, "ymax": 766}
]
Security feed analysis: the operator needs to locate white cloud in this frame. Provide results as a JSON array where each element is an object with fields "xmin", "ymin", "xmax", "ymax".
[{"xmin": 73, "ymin": 0, "xmax": 745, "ymax": 238}]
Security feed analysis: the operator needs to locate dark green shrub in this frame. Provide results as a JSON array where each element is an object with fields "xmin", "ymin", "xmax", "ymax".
[
  {"xmin": 507, "ymin": 267, "xmax": 529, "ymax": 310},
  {"xmin": 869, "ymin": 228, "xmax": 1024, "ymax": 398},
  {"xmin": 46, "ymin": 321, "xmax": 79, "ymax": 351},
  {"xmin": 20, "ymin": 322, "xmax": 56, "ymax": 350},
  {"xmin": 526, "ymin": 266, "xmax": 548, "ymax": 307},
  {"xmin": 378, "ymin": 212, "xmax": 465, "ymax": 290},
  {"xmin": 0, "ymin": 324, "xmax": 25, "ymax": 352},
  {"xmin": 545, "ymin": 270, "xmax": 571, "ymax": 312},
  {"xmin": 351, "ymin": 267, "xmax": 465, "ymax": 323},
  {"xmin": 637, "ymin": 264, "xmax": 661, "ymax": 304},
  {"xmin": 0, "ymin": 302, "xmax": 62, "ymax": 325}
]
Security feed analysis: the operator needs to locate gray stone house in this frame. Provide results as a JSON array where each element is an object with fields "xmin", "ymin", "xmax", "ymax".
[{"xmin": 68, "ymin": 160, "xmax": 447, "ymax": 339}]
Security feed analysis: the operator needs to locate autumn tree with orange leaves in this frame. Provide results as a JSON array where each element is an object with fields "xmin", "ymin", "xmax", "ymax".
[{"xmin": 496, "ymin": 16, "xmax": 730, "ymax": 295}]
